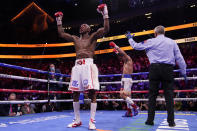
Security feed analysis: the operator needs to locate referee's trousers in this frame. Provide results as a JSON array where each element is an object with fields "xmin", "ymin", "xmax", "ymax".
[{"xmin": 147, "ymin": 63, "xmax": 174, "ymax": 123}]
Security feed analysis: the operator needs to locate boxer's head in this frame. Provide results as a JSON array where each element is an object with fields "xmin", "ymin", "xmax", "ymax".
[
  {"xmin": 154, "ymin": 25, "xmax": 165, "ymax": 37},
  {"xmin": 79, "ymin": 24, "xmax": 91, "ymax": 34}
]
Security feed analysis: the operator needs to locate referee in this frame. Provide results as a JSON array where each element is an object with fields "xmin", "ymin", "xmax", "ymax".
[{"xmin": 125, "ymin": 26, "xmax": 187, "ymax": 127}]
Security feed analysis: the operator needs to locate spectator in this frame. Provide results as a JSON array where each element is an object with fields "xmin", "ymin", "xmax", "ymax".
[
  {"xmin": 48, "ymin": 63, "xmax": 63, "ymax": 111},
  {"xmin": 21, "ymin": 100, "xmax": 35, "ymax": 114},
  {"xmin": 0, "ymin": 93, "xmax": 22, "ymax": 116},
  {"xmin": 42, "ymin": 102, "xmax": 54, "ymax": 112}
]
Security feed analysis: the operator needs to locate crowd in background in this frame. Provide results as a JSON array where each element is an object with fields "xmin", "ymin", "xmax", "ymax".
[{"xmin": 0, "ymin": 43, "xmax": 197, "ymax": 116}]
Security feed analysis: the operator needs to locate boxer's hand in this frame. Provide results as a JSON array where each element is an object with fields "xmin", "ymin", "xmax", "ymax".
[
  {"xmin": 125, "ymin": 31, "xmax": 134, "ymax": 40},
  {"xmin": 97, "ymin": 4, "xmax": 109, "ymax": 19},
  {"xmin": 113, "ymin": 48, "xmax": 119, "ymax": 54},
  {"xmin": 109, "ymin": 42, "xmax": 119, "ymax": 54},
  {"xmin": 54, "ymin": 11, "xmax": 63, "ymax": 26},
  {"xmin": 109, "ymin": 41, "xmax": 119, "ymax": 49}
]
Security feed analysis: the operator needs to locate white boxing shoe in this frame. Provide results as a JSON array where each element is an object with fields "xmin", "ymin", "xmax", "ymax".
[
  {"xmin": 89, "ymin": 119, "xmax": 96, "ymax": 130},
  {"xmin": 67, "ymin": 119, "xmax": 82, "ymax": 128}
]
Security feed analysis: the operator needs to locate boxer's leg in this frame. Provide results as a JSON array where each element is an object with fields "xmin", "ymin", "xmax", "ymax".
[
  {"xmin": 67, "ymin": 91, "xmax": 82, "ymax": 128},
  {"xmin": 87, "ymin": 64, "xmax": 99, "ymax": 130},
  {"xmin": 73, "ymin": 91, "xmax": 80, "ymax": 122},
  {"xmin": 89, "ymin": 89, "xmax": 97, "ymax": 120},
  {"xmin": 68, "ymin": 66, "xmax": 82, "ymax": 128}
]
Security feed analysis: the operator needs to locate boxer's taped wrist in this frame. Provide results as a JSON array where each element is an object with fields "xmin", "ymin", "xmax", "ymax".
[
  {"xmin": 113, "ymin": 49, "xmax": 119, "ymax": 54},
  {"xmin": 57, "ymin": 20, "xmax": 62, "ymax": 26},
  {"xmin": 115, "ymin": 51, "xmax": 119, "ymax": 54},
  {"xmin": 56, "ymin": 17, "xmax": 62, "ymax": 21},
  {"xmin": 114, "ymin": 45, "xmax": 119, "ymax": 50},
  {"xmin": 103, "ymin": 15, "xmax": 109, "ymax": 19}
]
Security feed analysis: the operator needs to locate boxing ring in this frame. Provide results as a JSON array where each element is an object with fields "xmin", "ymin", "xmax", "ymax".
[
  {"xmin": 1, "ymin": 111, "xmax": 197, "ymax": 131},
  {"xmin": 0, "ymin": 62, "xmax": 197, "ymax": 131}
]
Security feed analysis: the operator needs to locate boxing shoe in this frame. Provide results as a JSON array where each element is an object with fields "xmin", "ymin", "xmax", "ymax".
[
  {"xmin": 89, "ymin": 118, "xmax": 96, "ymax": 130},
  {"xmin": 122, "ymin": 108, "xmax": 133, "ymax": 117},
  {"xmin": 132, "ymin": 104, "xmax": 139, "ymax": 116},
  {"xmin": 67, "ymin": 119, "xmax": 82, "ymax": 128}
]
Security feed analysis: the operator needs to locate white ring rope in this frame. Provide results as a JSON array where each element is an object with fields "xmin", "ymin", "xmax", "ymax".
[
  {"xmin": 1, "ymin": 98, "xmax": 197, "ymax": 104},
  {"xmin": 0, "ymin": 73, "xmax": 197, "ymax": 85},
  {"xmin": 100, "ymin": 77, "xmax": 197, "ymax": 84},
  {"xmin": 0, "ymin": 73, "xmax": 69, "ymax": 85}
]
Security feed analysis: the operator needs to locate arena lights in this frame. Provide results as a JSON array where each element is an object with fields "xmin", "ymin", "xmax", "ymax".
[
  {"xmin": 145, "ymin": 12, "xmax": 152, "ymax": 16},
  {"xmin": 0, "ymin": 22, "xmax": 196, "ymax": 59},
  {"xmin": 11, "ymin": 2, "xmax": 54, "ymax": 23},
  {"xmin": 0, "ymin": 36, "xmax": 196, "ymax": 59},
  {"xmin": 190, "ymin": 4, "xmax": 196, "ymax": 8},
  {"xmin": 65, "ymin": 27, "xmax": 72, "ymax": 30},
  {"xmin": 0, "ymin": 22, "xmax": 196, "ymax": 48}
]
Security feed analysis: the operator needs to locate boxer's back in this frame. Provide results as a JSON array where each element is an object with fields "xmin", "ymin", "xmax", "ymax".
[{"xmin": 123, "ymin": 59, "xmax": 133, "ymax": 74}]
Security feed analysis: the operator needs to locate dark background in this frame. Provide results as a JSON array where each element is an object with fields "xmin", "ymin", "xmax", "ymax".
[{"xmin": 0, "ymin": 0, "xmax": 196, "ymax": 56}]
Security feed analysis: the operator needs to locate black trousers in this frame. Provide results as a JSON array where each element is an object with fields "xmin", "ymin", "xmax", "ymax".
[{"xmin": 147, "ymin": 63, "xmax": 174, "ymax": 123}]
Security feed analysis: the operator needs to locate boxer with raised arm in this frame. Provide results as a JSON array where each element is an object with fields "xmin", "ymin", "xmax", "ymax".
[
  {"xmin": 55, "ymin": 4, "xmax": 109, "ymax": 130},
  {"xmin": 109, "ymin": 41, "xmax": 138, "ymax": 117}
]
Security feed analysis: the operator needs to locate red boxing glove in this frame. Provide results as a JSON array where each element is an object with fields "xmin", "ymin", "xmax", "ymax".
[
  {"xmin": 97, "ymin": 4, "xmax": 109, "ymax": 19},
  {"xmin": 109, "ymin": 41, "xmax": 119, "ymax": 49},
  {"xmin": 54, "ymin": 11, "xmax": 63, "ymax": 26},
  {"xmin": 97, "ymin": 4, "xmax": 105, "ymax": 11},
  {"xmin": 54, "ymin": 11, "xmax": 63, "ymax": 17},
  {"xmin": 109, "ymin": 41, "xmax": 116, "ymax": 47},
  {"xmin": 110, "ymin": 42, "xmax": 119, "ymax": 54},
  {"xmin": 113, "ymin": 48, "xmax": 119, "ymax": 54}
]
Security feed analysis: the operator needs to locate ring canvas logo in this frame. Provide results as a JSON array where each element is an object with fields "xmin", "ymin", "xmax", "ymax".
[{"xmin": 0, "ymin": 115, "xmax": 70, "ymax": 128}]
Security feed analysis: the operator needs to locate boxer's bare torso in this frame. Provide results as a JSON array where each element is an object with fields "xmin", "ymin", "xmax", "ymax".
[
  {"xmin": 71, "ymin": 34, "xmax": 97, "ymax": 59},
  {"xmin": 57, "ymin": 22, "xmax": 109, "ymax": 59}
]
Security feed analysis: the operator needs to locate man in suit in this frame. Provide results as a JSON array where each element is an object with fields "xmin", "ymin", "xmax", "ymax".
[
  {"xmin": 48, "ymin": 64, "xmax": 63, "ymax": 111},
  {"xmin": 0, "ymin": 93, "xmax": 22, "ymax": 116}
]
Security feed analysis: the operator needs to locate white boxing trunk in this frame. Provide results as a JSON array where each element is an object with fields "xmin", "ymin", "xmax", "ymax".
[
  {"xmin": 121, "ymin": 74, "xmax": 133, "ymax": 92},
  {"xmin": 69, "ymin": 58, "xmax": 100, "ymax": 91}
]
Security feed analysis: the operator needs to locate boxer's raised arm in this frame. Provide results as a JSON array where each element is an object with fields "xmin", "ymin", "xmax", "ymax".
[
  {"xmin": 55, "ymin": 12, "xmax": 74, "ymax": 42},
  {"xmin": 109, "ymin": 42, "xmax": 131, "ymax": 62},
  {"xmin": 92, "ymin": 4, "xmax": 110, "ymax": 40}
]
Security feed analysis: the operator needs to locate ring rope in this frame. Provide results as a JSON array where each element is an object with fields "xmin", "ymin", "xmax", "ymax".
[
  {"xmin": 0, "ymin": 73, "xmax": 69, "ymax": 85},
  {"xmin": 100, "ymin": 76, "xmax": 197, "ymax": 84},
  {"xmin": 0, "ymin": 73, "xmax": 196, "ymax": 85},
  {"xmin": 0, "ymin": 63, "xmax": 69, "ymax": 77},
  {"xmin": 0, "ymin": 62, "xmax": 197, "ymax": 77},
  {"xmin": 0, "ymin": 89, "xmax": 196, "ymax": 94},
  {"xmin": 0, "ymin": 98, "xmax": 197, "ymax": 104},
  {"xmin": 99, "ymin": 68, "xmax": 197, "ymax": 77}
]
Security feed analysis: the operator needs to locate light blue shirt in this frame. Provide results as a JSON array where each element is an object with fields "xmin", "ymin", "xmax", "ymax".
[{"xmin": 128, "ymin": 34, "xmax": 186, "ymax": 75}]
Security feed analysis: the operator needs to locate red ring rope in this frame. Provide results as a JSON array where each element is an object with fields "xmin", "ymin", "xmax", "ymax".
[{"xmin": 0, "ymin": 89, "xmax": 196, "ymax": 94}]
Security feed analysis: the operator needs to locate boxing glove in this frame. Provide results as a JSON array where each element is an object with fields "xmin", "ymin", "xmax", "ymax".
[
  {"xmin": 97, "ymin": 4, "xmax": 109, "ymax": 19},
  {"xmin": 54, "ymin": 11, "xmax": 63, "ymax": 26},
  {"xmin": 109, "ymin": 41, "xmax": 119, "ymax": 49}
]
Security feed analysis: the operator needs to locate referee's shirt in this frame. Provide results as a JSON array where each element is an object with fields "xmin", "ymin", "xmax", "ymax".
[{"xmin": 128, "ymin": 34, "xmax": 186, "ymax": 75}]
